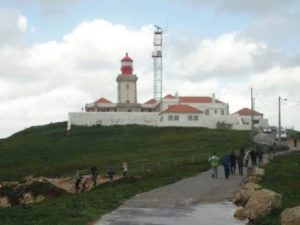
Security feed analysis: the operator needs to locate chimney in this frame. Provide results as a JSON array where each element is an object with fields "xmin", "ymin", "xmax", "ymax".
[{"xmin": 212, "ymin": 93, "xmax": 216, "ymax": 103}]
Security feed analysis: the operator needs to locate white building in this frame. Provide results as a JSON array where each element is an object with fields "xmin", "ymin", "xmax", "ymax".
[
  {"xmin": 68, "ymin": 53, "xmax": 266, "ymax": 130},
  {"xmin": 232, "ymin": 108, "xmax": 268, "ymax": 127}
]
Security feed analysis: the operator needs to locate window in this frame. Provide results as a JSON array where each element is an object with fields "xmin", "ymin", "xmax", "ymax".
[
  {"xmin": 174, "ymin": 115, "xmax": 179, "ymax": 121},
  {"xmin": 193, "ymin": 115, "xmax": 198, "ymax": 121},
  {"xmin": 214, "ymin": 109, "xmax": 217, "ymax": 114},
  {"xmin": 168, "ymin": 115, "xmax": 173, "ymax": 121},
  {"xmin": 221, "ymin": 109, "xmax": 224, "ymax": 115},
  {"xmin": 126, "ymin": 84, "xmax": 129, "ymax": 89},
  {"xmin": 160, "ymin": 116, "xmax": 164, "ymax": 122},
  {"xmin": 188, "ymin": 115, "xmax": 193, "ymax": 121},
  {"xmin": 205, "ymin": 109, "xmax": 209, "ymax": 116}
]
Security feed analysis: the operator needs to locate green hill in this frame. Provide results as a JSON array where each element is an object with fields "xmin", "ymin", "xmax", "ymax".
[
  {"xmin": 0, "ymin": 122, "xmax": 251, "ymax": 180},
  {"xmin": 0, "ymin": 123, "xmax": 252, "ymax": 225}
]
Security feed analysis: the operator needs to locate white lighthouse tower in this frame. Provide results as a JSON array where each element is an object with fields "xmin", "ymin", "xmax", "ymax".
[{"xmin": 116, "ymin": 53, "xmax": 141, "ymax": 112}]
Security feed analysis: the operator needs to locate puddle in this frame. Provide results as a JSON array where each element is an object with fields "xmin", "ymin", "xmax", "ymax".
[{"xmin": 96, "ymin": 202, "xmax": 246, "ymax": 225}]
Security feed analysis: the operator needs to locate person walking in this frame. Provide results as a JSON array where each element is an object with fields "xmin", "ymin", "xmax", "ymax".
[
  {"xmin": 122, "ymin": 162, "xmax": 128, "ymax": 177},
  {"xmin": 294, "ymin": 138, "xmax": 298, "ymax": 148},
  {"xmin": 237, "ymin": 153, "xmax": 244, "ymax": 176},
  {"xmin": 75, "ymin": 176, "xmax": 82, "ymax": 194},
  {"xmin": 250, "ymin": 148, "xmax": 257, "ymax": 167},
  {"xmin": 107, "ymin": 167, "xmax": 115, "ymax": 182},
  {"xmin": 257, "ymin": 147, "xmax": 264, "ymax": 167},
  {"xmin": 208, "ymin": 152, "xmax": 220, "ymax": 179},
  {"xmin": 221, "ymin": 153, "xmax": 231, "ymax": 179},
  {"xmin": 90, "ymin": 165, "xmax": 98, "ymax": 187},
  {"xmin": 229, "ymin": 150, "xmax": 237, "ymax": 175},
  {"xmin": 244, "ymin": 150, "xmax": 250, "ymax": 167}
]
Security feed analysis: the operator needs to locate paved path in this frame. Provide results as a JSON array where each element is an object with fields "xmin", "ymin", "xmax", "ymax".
[
  {"xmin": 125, "ymin": 168, "xmax": 246, "ymax": 208},
  {"xmin": 95, "ymin": 166, "xmax": 246, "ymax": 225}
]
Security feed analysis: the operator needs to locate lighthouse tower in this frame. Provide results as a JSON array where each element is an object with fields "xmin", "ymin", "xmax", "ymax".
[{"xmin": 116, "ymin": 53, "xmax": 141, "ymax": 112}]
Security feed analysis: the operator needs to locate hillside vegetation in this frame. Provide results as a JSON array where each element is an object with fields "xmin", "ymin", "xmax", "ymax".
[
  {"xmin": 257, "ymin": 152, "xmax": 300, "ymax": 225},
  {"xmin": 0, "ymin": 123, "xmax": 252, "ymax": 225},
  {"xmin": 0, "ymin": 122, "xmax": 252, "ymax": 180}
]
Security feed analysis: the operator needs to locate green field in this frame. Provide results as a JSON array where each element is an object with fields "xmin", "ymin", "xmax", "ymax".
[
  {"xmin": 0, "ymin": 122, "xmax": 252, "ymax": 225},
  {"xmin": 257, "ymin": 152, "xmax": 300, "ymax": 225}
]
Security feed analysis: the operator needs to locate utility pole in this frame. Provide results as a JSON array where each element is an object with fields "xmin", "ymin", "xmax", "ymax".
[
  {"xmin": 278, "ymin": 96, "xmax": 287, "ymax": 146},
  {"xmin": 251, "ymin": 87, "xmax": 254, "ymax": 132},
  {"xmin": 278, "ymin": 96, "xmax": 282, "ymax": 146}
]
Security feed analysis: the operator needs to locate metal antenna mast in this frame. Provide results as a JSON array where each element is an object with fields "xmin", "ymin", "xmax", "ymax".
[{"xmin": 152, "ymin": 25, "xmax": 163, "ymax": 101}]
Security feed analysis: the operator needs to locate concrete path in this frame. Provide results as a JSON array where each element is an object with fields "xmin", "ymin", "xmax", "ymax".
[
  {"xmin": 125, "ymin": 168, "xmax": 246, "ymax": 208},
  {"xmin": 95, "ymin": 166, "xmax": 246, "ymax": 225}
]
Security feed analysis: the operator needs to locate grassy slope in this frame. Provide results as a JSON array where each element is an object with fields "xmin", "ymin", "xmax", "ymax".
[
  {"xmin": 0, "ymin": 123, "xmax": 252, "ymax": 225},
  {"xmin": 0, "ymin": 122, "xmax": 252, "ymax": 180},
  {"xmin": 257, "ymin": 152, "xmax": 300, "ymax": 225}
]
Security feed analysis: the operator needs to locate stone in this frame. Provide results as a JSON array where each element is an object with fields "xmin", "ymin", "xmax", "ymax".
[
  {"xmin": 244, "ymin": 189, "xmax": 282, "ymax": 221},
  {"xmin": 233, "ymin": 182, "xmax": 262, "ymax": 206},
  {"xmin": 0, "ymin": 196, "xmax": 11, "ymax": 208},
  {"xmin": 34, "ymin": 195, "xmax": 46, "ymax": 203},
  {"xmin": 281, "ymin": 206, "xmax": 300, "ymax": 225},
  {"xmin": 20, "ymin": 193, "xmax": 34, "ymax": 205},
  {"xmin": 234, "ymin": 207, "xmax": 246, "ymax": 220},
  {"xmin": 251, "ymin": 167, "xmax": 265, "ymax": 178},
  {"xmin": 247, "ymin": 176, "xmax": 262, "ymax": 183}
]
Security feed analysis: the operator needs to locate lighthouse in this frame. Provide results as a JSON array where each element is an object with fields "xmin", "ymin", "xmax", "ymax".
[{"xmin": 116, "ymin": 53, "xmax": 141, "ymax": 112}]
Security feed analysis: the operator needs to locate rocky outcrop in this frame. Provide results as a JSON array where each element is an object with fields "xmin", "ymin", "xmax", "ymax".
[
  {"xmin": 247, "ymin": 167, "xmax": 265, "ymax": 183},
  {"xmin": 243, "ymin": 189, "xmax": 282, "ymax": 221},
  {"xmin": 281, "ymin": 206, "xmax": 300, "ymax": 225},
  {"xmin": 234, "ymin": 207, "xmax": 246, "ymax": 220},
  {"xmin": 0, "ymin": 196, "xmax": 11, "ymax": 208},
  {"xmin": 233, "ymin": 182, "xmax": 262, "ymax": 206}
]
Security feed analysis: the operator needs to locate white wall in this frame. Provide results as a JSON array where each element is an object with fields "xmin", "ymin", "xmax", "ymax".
[
  {"xmin": 68, "ymin": 112, "xmax": 251, "ymax": 131},
  {"xmin": 68, "ymin": 112, "xmax": 159, "ymax": 130}
]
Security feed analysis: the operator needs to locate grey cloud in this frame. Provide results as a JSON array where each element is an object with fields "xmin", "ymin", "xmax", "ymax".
[{"xmin": 182, "ymin": 0, "xmax": 300, "ymax": 15}]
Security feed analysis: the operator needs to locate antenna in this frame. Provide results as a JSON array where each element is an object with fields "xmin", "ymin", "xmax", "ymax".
[{"xmin": 152, "ymin": 25, "xmax": 163, "ymax": 101}]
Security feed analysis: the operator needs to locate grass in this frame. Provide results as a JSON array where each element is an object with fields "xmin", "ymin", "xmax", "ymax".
[
  {"xmin": 256, "ymin": 151, "xmax": 300, "ymax": 225},
  {"xmin": 0, "ymin": 122, "xmax": 252, "ymax": 224},
  {"xmin": 0, "ymin": 122, "xmax": 252, "ymax": 180}
]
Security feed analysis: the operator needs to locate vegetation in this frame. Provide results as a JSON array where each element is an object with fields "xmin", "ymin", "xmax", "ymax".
[
  {"xmin": 0, "ymin": 122, "xmax": 252, "ymax": 224},
  {"xmin": 257, "ymin": 152, "xmax": 300, "ymax": 225}
]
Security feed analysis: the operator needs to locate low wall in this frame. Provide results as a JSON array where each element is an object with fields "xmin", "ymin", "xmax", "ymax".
[
  {"xmin": 68, "ymin": 112, "xmax": 159, "ymax": 130},
  {"xmin": 67, "ymin": 112, "xmax": 251, "ymax": 130}
]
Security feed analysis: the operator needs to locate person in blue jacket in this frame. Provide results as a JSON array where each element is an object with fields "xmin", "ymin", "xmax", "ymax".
[{"xmin": 222, "ymin": 153, "xmax": 231, "ymax": 179}]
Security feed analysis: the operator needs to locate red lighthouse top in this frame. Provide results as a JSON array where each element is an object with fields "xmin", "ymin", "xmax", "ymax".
[{"xmin": 121, "ymin": 53, "xmax": 133, "ymax": 75}]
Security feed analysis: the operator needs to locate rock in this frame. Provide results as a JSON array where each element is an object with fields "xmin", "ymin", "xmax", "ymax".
[
  {"xmin": 244, "ymin": 189, "xmax": 282, "ymax": 221},
  {"xmin": 251, "ymin": 167, "xmax": 265, "ymax": 178},
  {"xmin": 247, "ymin": 176, "xmax": 262, "ymax": 183},
  {"xmin": 34, "ymin": 195, "xmax": 46, "ymax": 203},
  {"xmin": 233, "ymin": 182, "xmax": 262, "ymax": 206},
  {"xmin": 0, "ymin": 196, "xmax": 11, "ymax": 208},
  {"xmin": 20, "ymin": 193, "xmax": 34, "ymax": 205},
  {"xmin": 281, "ymin": 206, "xmax": 300, "ymax": 225},
  {"xmin": 234, "ymin": 207, "xmax": 246, "ymax": 220}
]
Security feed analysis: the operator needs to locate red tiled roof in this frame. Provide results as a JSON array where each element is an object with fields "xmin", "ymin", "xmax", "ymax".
[
  {"xmin": 144, "ymin": 98, "xmax": 158, "ymax": 104},
  {"xmin": 233, "ymin": 107, "xmax": 263, "ymax": 116},
  {"xmin": 179, "ymin": 96, "xmax": 223, "ymax": 104},
  {"xmin": 160, "ymin": 104, "xmax": 203, "ymax": 114},
  {"xmin": 164, "ymin": 94, "xmax": 176, "ymax": 99},
  {"xmin": 95, "ymin": 97, "xmax": 112, "ymax": 104}
]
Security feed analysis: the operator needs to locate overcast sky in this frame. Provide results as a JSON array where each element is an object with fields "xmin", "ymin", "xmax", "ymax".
[{"xmin": 1, "ymin": 0, "xmax": 300, "ymax": 138}]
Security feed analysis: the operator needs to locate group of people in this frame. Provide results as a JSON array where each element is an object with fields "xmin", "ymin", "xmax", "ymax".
[
  {"xmin": 208, "ymin": 145, "xmax": 267, "ymax": 179},
  {"xmin": 74, "ymin": 162, "xmax": 128, "ymax": 194}
]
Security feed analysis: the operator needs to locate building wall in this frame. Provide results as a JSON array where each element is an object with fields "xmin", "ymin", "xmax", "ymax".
[
  {"xmin": 68, "ymin": 112, "xmax": 159, "ymax": 130},
  {"xmin": 68, "ymin": 112, "xmax": 251, "ymax": 130},
  {"xmin": 117, "ymin": 75, "xmax": 138, "ymax": 104}
]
